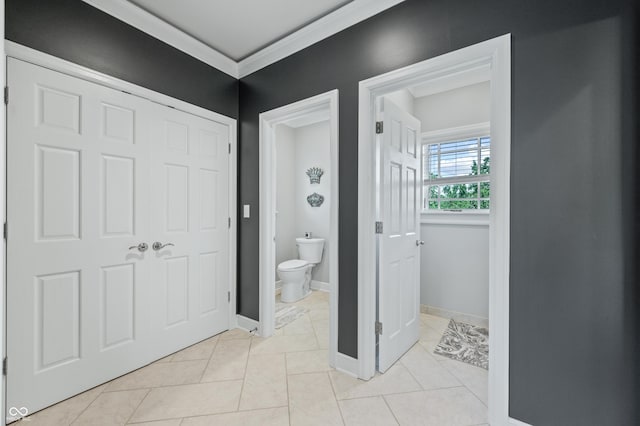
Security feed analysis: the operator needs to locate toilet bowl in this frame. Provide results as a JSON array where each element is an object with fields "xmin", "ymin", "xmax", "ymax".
[{"xmin": 277, "ymin": 238, "xmax": 324, "ymax": 303}]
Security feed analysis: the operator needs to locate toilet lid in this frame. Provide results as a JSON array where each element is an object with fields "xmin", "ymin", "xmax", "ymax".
[{"xmin": 278, "ymin": 259, "xmax": 309, "ymax": 270}]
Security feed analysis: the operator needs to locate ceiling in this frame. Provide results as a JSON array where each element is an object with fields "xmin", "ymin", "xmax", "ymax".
[
  {"xmin": 129, "ymin": 0, "xmax": 354, "ymax": 61},
  {"xmin": 408, "ymin": 66, "xmax": 491, "ymax": 98}
]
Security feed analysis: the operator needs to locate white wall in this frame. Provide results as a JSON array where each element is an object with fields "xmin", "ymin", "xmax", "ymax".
[
  {"xmin": 275, "ymin": 125, "xmax": 298, "ymax": 277},
  {"xmin": 274, "ymin": 121, "xmax": 331, "ymax": 284},
  {"xmin": 400, "ymin": 82, "xmax": 491, "ymax": 320},
  {"xmin": 413, "ymin": 81, "xmax": 490, "ymax": 132},
  {"xmin": 383, "ymin": 88, "xmax": 414, "ymax": 114},
  {"xmin": 421, "ymin": 224, "xmax": 489, "ymax": 318},
  {"xmin": 294, "ymin": 121, "xmax": 331, "ymax": 283}
]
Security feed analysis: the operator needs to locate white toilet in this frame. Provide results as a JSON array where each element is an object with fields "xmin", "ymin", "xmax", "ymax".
[{"xmin": 277, "ymin": 238, "xmax": 324, "ymax": 303}]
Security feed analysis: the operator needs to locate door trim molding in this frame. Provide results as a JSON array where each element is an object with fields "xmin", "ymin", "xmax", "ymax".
[
  {"xmin": 4, "ymin": 41, "xmax": 236, "ymax": 125},
  {"xmin": 258, "ymin": 90, "xmax": 341, "ymax": 370},
  {"xmin": 3, "ymin": 39, "xmax": 239, "ymax": 350},
  {"xmin": 357, "ymin": 34, "xmax": 511, "ymax": 424}
]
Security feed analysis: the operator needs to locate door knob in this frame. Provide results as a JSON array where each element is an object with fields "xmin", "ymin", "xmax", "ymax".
[
  {"xmin": 416, "ymin": 240, "xmax": 425, "ymax": 246},
  {"xmin": 128, "ymin": 242, "xmax": 148, "ymax": 252},
  {"xmin": 152, "ymin": 242, "xmax": 175, "ymax": 251}
]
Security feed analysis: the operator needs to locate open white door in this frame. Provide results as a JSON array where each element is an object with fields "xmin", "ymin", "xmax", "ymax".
[{"xmin": 377, "ymin": 98, "xmax": 422, "ymax": 373}]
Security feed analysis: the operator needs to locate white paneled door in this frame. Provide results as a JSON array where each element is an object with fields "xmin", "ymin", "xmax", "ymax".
[
  {"xmin": 377, "ymin": 98, "xmax": 422, "ymax": 373},
  {"xmin": 148, "ymin": 102, "xmax": 230, "ymax": 357},
  {"xmin": 6, "ymin": 58, "xmax": 231, "ymax": 416}
]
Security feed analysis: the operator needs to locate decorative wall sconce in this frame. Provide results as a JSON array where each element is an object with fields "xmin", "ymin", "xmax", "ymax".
[
  {"xmin": 307, "ymin": 192, "xmax": 324, "ymax": 207},
  {"xmin": 306, "ymin": 167, "xmax": 324, "ymax": 184}
]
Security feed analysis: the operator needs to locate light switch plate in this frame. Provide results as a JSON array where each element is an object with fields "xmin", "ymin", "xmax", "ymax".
[{"xmin": 243, "ymin": 204, "xmax": 250, "ymax": 218}]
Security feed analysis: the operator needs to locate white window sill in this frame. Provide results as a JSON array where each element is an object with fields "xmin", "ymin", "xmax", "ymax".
[{"xmin": 420, "ymin": 211, "xmax": 489, "ymax": 226}]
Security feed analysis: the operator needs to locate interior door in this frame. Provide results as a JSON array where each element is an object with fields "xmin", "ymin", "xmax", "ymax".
[
  {"xmin": 377, "ymin": 97, "xmax": 422, "ymax": 373},
  {"xmin": 6, "ymin": 57, "xmax": 231, "ymax": 417},
  {"xmin": 148, "ymin": 103, "xmax": 230, "ymax": 357},
  {"xmin": 6, "ymin": 58, "xmax": 154, "ymax": 415}
]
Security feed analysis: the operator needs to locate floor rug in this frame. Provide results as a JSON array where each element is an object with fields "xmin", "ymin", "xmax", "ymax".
[
  {"xmin": 434, "ymin": 319, "xmax": 489, "ymax": 369},
  {"xmin": 275, "ymin": 303, "xmax": 309, "ymax": 329}
]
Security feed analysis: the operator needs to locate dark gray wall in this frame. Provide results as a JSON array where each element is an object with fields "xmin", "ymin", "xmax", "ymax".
[
  {"xmin": 5, "ymin": 0, "xmax": 238, "ymax": 118},
  {"xmin": 238, "ymin": 0, "xmax": 639, "ymax": 424},
  {"xmin": 5, "ymin": 0, "xmax": 639, "ymax": 423}
]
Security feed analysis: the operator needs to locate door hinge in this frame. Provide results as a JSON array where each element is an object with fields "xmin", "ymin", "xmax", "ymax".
[
  {"xmin": 3, "ymin": 222, "xmax": 7, "ymax": 240},
  {"xmin": 228, "ymin": 143, "xmax": 231, "ymax": 154},
  {"xmin": 3, "ymin": 357, "xmax": 7, "ymax": 376},
  {"xmin": 227, "ymin": 291, "xmax": 231, "ymax": 303},
  {"xmin": 4, "ymin": 86, "xmax": 8, "ymax": 105},
  {"xmin": 375, "ymin": 321, "xmax": 383, "ymax": 335},
  {"xmin": 375, "ymin": 121, "xmax": 383, "ymax": 134},
  {"xmin": 375, "ymin": 221, "xmax": 383, "ymax": 234},
  {"xmin": 228, "ymin": 217, "xmax": 231, "ymax": 228}
]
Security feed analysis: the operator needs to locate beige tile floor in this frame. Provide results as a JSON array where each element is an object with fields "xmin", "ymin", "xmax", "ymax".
[{"xmin": 19, "ymin": 290, "xmax": 488, "ymax": 426}]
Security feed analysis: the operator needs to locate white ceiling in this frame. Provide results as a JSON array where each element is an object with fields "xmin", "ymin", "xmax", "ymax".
[
  {"xmin": 408, "ymin": 66, "xmax": 491, "ymax": 98},
  {"xmin": 129, "ymin": 0, "xmax": 353, "ymax": 61}
]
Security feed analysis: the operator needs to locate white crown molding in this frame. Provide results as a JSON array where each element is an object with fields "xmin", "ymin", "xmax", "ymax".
[
  {"xmin": 81, "ymin": 0, "xmax": 239, "ymax": 78},
  {"xmin": 82, "ymin": 0, "xmax": 406, "ymax": 80},
  {"xmin": 238, "ymin": 0, "xmax": 406, "ymax": 78}
]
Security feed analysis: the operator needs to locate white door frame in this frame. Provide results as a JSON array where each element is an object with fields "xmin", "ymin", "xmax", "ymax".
[
  {"xmin": 258, "ymin": 90, "xmax": 339, "ymax": 367},
  {"xmin": 357, "ymin": 35, "xmax": 511, "ymax": 425},
  {"xmin": 0, "ymin": 3, "xmax": 6, "ymax": 425},
  {"xmin": 3, "ymin": 39, "xmax": 238, "ymax": 405}
]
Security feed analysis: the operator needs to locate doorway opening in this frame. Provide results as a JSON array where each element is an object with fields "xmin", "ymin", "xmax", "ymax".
[
  {"xmin": 358, "ymin": 35, "xmax": 511, "ymax": 424},
  {"xmin": 259, "ymin": 90, "xmax": 339, "ymax": 368}
]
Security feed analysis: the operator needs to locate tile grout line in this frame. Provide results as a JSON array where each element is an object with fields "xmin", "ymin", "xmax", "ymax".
[
  {"xmin": 195, "ymin": 338, "xmax": 220, "ymax": 383},
  {"xmin": 381, "ymin": 394, "xmax": 402, "ymax": 425},
  {"xmin": 335, "ymin": 385, "xmax": 469, "ymax": 402},
  {"xmin": 65, "ymin": 385, "xmax": 108, "ymax": 425},
  {"xmin": 176, "ymin": 404, "xmax": 290, "ymax": 425},
  {"xmin": 326, "ymin": 370, "xmax": 346, "ymax": 425},
  {"xmin": 122, "ymin": 388, "xmax": 151, "ymax": 425},
  {"xmin": 437, "ymin": 359, "xmax": 488, "ymax": 408},
  {"xmin": 235, "ymin": 333, "xmax": 254, "ymax": 411},
  {"xmin": 284, "ymin": 351, "xmax": 292, "ymax": 426},
  {"xmin": 104, "ymin": 377, "xmax": 245, "ymax": 394},
  {"xmin": 397, "ymin": 345, "xmax": 432, "ymax": 392}
]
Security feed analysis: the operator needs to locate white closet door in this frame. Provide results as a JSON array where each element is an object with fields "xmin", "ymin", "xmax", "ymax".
[
  {"xmin": 377, "ymin": 98, "xmax": 422, "ymax": 373},
  {"xmin": 148, "ymin": 103, "xmax": 230, "ymax": 356},
  {"xmin": 6, "ymin": 58, "xmax": 231, "ymax": 417},
  {"xmin": 6, "ymin": 58, "xmax": 154, "ymax": 414}
]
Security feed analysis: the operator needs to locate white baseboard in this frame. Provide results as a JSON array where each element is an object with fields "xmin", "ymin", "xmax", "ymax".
[
  {"xmin": 509, "ymin": 418, "xmax": 533, "ymax": 426},
  {"xmin": 420, "ymin": 304, "xmax": 488, "ymax": 328},
  {"xmin": 275, "ymin": 279, "xmax": 330, "ymax": 293},
  {"xmin": 334, "ymin": 352, "xmax": 359, "ymax": 378},
  {"xmin": 236, "ymin": 315, "xmax": 259, "ymax": 333},
  {"xmin": 311, "ymin": 280, "xmax": 330, "ymax": 292}
]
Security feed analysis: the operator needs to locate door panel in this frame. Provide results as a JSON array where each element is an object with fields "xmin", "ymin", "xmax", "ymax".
[
  {"xmin": 149, "ymin": 103, "xmax": 230, "ymax": 358},
  {"xmin": 377, "ymin": 98, "xmax": 422, "ymax": 373},
  {"xmin": 7, "ymin": 58, "xmax": 231, "ymax": 417},
  {"xmin": 100, "ymin": 264, "xmax": 135, "ymax": 349}
]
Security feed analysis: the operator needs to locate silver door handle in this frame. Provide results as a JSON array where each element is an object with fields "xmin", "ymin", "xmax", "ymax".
[
  {"xmin": 416, "ymin": 240, "xmax": 425, "ymax": 246},
  {"xmin": 129, "ymin": 242, "xmax": 148, "ymax": 252},
  {"xmin": 152, "ymin": 242, "xmax": 175, "ymax": 251}
]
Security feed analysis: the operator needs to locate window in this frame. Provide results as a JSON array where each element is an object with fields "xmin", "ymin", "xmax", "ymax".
[{"xmin": 422, "ymin": 129, "xmax": 490, "ymax": 212}]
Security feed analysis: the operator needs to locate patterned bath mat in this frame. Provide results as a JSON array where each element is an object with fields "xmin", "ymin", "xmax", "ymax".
[
  {"xmin": 434, "ymin": 319, "xmax": 489, "ymax": 369},
  {"xmin": 275, "ymin": 303, "xmax": 309, "ymax": 329}
]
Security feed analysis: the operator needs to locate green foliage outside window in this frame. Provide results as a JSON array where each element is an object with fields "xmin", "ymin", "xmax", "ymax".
[{"xmin": 427, "ymin": 148, "xmax": 490, "ymax": 211}]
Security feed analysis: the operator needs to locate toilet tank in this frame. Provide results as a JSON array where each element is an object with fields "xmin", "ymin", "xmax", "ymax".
[{"xmin": 296, "ymin": 238, "xmax": 324, "ymax": 264}]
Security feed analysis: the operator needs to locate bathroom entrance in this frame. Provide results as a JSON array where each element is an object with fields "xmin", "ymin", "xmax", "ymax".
[{"xmin": 258, "ymin": 90, "xmax": 340, "ymax": 369}]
